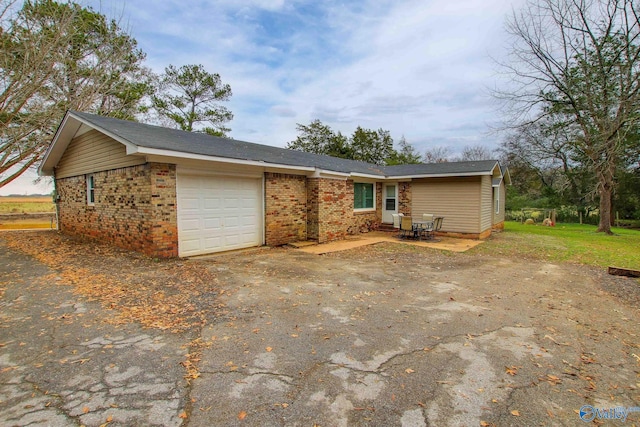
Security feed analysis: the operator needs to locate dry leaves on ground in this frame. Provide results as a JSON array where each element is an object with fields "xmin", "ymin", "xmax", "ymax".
[{"xmin": 3, "ymin": 232, "xmax": 226, "ymax": 333}]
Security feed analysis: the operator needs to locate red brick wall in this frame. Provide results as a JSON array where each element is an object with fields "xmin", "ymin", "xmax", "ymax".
[
  {"xmin": 307, "ymin": 179, "xmax": 382, "ymax": 243},
  {"xmin": 265, "ymin": 173, "xmax": 307, "ymax": 246},
  {"xmin": 55, "ymin": 163, "xmax": 178, "ymax": 258},
  {"xmin": 347, "ymin": 181, "xmax": 382, "ymax": 234},
  {"xmin": 307, "ymin": 179, "xmax": 320, "ymax": 241},
  {"xmin": 398, "ymin": 181, "xmax": 412, "ymax": 215}
]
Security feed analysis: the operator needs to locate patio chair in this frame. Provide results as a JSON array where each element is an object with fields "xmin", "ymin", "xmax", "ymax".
[
  {"xmin": 392, "ymin": 213, "xmax": 401, "ymax": 229},
  {"xmin": 399, "ymin": 216, "xmax": 416, "ymax": 239},
  {"xmin": 422, "ymin": 213, "xmax": 434, "ymax": 222},
  {"xmin": 430, "ymin": 216, "xmax": 444, "ymax": 239},
  {"xmin": 419, "ymin": 220, "xmax": 434, "ymax": 240}
]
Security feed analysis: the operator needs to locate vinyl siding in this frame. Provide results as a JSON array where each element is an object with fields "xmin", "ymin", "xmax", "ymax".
[
  {"xmin": 55, "ymin": 130, "xmax": 145, "ymax": 179},
  {"xmin": 411, "ymin": 176, "xmax": 482, "ymax": 234},
  {"xmin": 480, "ymin": 175, "xmax": 492, "ymax": 232}
]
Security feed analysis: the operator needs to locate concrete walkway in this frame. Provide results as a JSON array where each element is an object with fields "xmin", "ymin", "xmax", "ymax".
[{"xmin": 294, "ymin": 231, "xmax": 483, "ymax": 255}]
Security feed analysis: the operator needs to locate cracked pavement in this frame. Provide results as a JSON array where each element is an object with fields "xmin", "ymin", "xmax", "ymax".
[
  {"xmin": 1, "ymin": 236, "xmax": 639, "ymax": 426},
  {"xmin": 0, "ymin": 241, "xmax": 188, "ymax": 427}
]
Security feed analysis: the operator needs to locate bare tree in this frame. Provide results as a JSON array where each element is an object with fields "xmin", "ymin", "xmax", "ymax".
[
  {"xmin": 456, "ymin": 144, "xmax": 494, "ymax": 161},
  {"xmin": 495, "ymin": 0, "xmax": 640, "ymax": 233},
  {"xmin": 0, "ymin": 0, "xmax": 149, "ymax": 188},
  {"xmin": 423, "ymin": 146, "xmax": 451, "ymax": 163}
]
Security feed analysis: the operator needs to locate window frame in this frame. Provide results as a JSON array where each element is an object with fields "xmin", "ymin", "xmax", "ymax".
[
  {"xmin": 86, "ymin": 174, "xmax": 95, "ymax": 206},
  {"xmin": 353, "ymin": 182, "xmax": 375, "ymax": 211}
]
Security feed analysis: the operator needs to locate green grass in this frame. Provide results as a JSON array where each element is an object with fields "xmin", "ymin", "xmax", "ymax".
[{"xmin": 475, "ymin": 221, "xmax": 640, "ymax": 269}]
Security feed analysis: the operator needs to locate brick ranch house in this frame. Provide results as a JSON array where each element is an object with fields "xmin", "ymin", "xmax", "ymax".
[{"xmin": 38, "ymin": 111, "xmax": 511, "ymax": 258}]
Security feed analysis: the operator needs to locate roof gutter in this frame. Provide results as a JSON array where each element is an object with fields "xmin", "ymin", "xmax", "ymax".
[
  {"xmin": 135, "ymin": 146, "xmax": 317, "ymax": 173},
  {"xmin": 387, "ymin": 171, "xmax": 493, "ymax": 180}
]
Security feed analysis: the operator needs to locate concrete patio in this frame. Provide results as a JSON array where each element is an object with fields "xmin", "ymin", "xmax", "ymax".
[{"xmin": 292, "ymin": 231, "xmax": 484, "ymax": 255}]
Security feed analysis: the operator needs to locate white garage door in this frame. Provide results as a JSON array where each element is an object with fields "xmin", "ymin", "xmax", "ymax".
[{"xmin": 177, "ymin": 174, "xmax": 262, "ymax": 257}]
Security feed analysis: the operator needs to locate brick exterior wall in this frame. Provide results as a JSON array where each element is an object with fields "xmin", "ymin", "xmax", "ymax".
[
  {"xmin": 310, "ymin": 178, "xmax": 350, "ymax": 243},
  {"xmin": 55, "ymin": 163, "xmax": 178, "ymax": 258},
  {"xmin": 306, "ymin": 178, "xmax": 382, "ymax": 244},
  {"xmin": 265, "ymin": 173, "xmax": 307, "ymax": 246},
  {"xmin": 56, "ymin": 166, "xmax": 393, "ymax": 256},
  {"xmin": 306, "ymin": 179, "xmax": 320, "ymax": 241},
  {"xmin": 348, "ymin": 181, "xmax": 382, "ymax": 234},
  {"xmin": 398, "ymin": 181, "xmax": 412, "ymax": 215}
]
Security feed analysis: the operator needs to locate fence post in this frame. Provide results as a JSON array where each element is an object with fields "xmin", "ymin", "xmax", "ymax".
[{"xmin": 579, "ymin": 211, "xmax": 583, "ymax": 224}]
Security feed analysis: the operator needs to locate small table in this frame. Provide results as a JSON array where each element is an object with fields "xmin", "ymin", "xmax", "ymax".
[{"xmin": 412, "ymin": 220, "xmax": 434, "ymax": 240}]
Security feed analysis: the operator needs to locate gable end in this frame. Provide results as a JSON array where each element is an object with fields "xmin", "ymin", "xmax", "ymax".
[{"xmin": 55, "ymin": 130, "xmax": 146, "ymax": 179}]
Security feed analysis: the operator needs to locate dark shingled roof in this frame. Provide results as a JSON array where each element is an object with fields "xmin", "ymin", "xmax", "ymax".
[
  {"xmin": 67, "ymin": 111, "xmax": 499, "ymax": 178},
  {"xmin": 383, "ymin": 160, "xmax": 499, "ymax": 177},
  {"xmin": 71, "ymin": 111, "xmax": 386, "ymax": 176}
]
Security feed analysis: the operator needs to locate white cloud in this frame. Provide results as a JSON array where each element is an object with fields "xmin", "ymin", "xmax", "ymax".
[{"xmin": 6, "ymin": 0, "xmax": 521, "ymax": 193}]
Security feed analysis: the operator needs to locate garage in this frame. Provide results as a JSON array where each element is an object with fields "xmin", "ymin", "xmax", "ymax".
[{"xmin": 177, "ymin": 173, "xmax": 263, "ymax": 257}]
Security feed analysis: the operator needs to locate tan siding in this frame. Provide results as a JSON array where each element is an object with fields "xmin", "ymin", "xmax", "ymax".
[
  {"xmin": 55, "ymin": 130, "xmax": 145, "ymax": 178},
  {"xmin": 411, "ymin": 177, "xmax": 482, "ymax": 233},
  {"xmin": 480, "ymin": 175, "xmax": 492, "ymax": 231}
]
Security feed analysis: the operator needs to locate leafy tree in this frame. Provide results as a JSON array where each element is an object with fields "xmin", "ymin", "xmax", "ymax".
[
  {"xmin": 386, "ymin": 136, "xmax": 422, "ymax": 165},
  {"xmin": 286, "ymin": 119, "xmax": 352, "ymax": 158},
  {"xmin": 0, "ymin": 0, "xmax": 149, "ymax": 187},
  {"xmin": 350, "ymin": 126, "xmax": 394, "ymax": 165},
  {"xmin": 288, "ymin": 120, "xmax": 422, "ymax": 166},
  {"xmin": 495, "ymin": 0, "xmax": 640, "ymax": 233},
  {"xmin": 151, "ymin": 64, "xmax": 233, "ymax": 137}
]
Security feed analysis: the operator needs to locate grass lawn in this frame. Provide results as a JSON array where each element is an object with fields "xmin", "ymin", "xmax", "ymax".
[
  {"xmin": 475, "ymin": 221, "xmax": 640, "ymax": 270},
  {"xmin": 0, "ymin": 196, "xmax": 55, "ymax": 214}
]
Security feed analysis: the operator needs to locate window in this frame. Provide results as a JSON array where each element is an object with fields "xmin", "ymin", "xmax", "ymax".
[
  {"xmin": 86, "ymin": 174, "xmax": 95, "ymax": 205},
  {"xmin": 495, "ymin": 194, "xmax": 500, "ymax": 214},
  {"xmin": 354, "ymin": 182, "xmax": 374, "ymax": 210}
]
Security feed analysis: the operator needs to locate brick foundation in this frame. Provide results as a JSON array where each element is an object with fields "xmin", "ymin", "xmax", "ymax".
[{"xmin": 56, "ymin": 163, "xmax": 178, "ymax": 258}]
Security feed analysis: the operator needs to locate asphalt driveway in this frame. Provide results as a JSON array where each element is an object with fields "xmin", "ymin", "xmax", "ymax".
[{"xmin": 1, "ymin": 231, "xmax": 639, "ymax": 426}]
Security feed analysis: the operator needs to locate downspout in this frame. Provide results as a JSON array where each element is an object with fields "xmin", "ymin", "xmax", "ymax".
[{"xmin": 53, "ymin": 173, "xmax": 60, "ymax": 230}]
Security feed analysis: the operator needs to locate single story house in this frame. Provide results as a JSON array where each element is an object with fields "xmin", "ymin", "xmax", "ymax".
[{"xmin": 39, "ymin": 111, "xmax": 511, "ymax": 258}]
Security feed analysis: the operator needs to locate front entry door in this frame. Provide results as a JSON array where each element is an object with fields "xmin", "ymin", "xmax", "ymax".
[{"xmin": 382, "ymin": 184, "xmax": 398, "ymax": 223}]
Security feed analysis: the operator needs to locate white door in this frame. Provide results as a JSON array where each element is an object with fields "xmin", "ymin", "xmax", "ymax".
[
  {"xmin": 382, "ymin": 184, "xmax": 398, "ymax": 223},
  {"xmin": 177, "ymin": 174, "xmax": 262, "ymax": 257}
]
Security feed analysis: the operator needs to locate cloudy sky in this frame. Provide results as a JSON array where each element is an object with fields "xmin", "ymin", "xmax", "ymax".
[{"xmin": 2, "ymin": 0, "xmax": 522, "ymax": 195}]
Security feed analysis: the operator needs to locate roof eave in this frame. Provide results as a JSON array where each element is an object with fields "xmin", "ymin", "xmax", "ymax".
[
  {"xmin": 38, "ymin": 111, "xmax": 140, "ymax": 176},
  {"xmin": 387, "ymin": 171, "xmax": 493, "ymax": 180},
  {"xmin": 137, "ymin": 146, "xmax": 317, "ymax": 173}
]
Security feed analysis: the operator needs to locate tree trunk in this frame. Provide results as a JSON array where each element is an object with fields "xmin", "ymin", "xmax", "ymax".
[{"xmin": 596, "ymin": 174, "xmax": 614, "ymax": 234}]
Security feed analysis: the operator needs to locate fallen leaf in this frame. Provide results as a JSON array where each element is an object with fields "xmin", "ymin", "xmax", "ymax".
[
  {"xmin": 83, "ymin": 407, "xmax": 90, "ymax": 414},
  {"xmin": 105, "ymin": 415, "xmax": 113, "ymax": 422},
  {"xmin": 511, "ymin": 410, "xmax": 520, "ymax": 416},
  {"xmin": 238, "ymin": 411, "xmax": 247, "ymax": 420},
  {"xmin": 178, "ymin": 412, "xmax": 188, "ymax": 419},
  {"xmin": 266, "ymin": 347, "xmax": 273, "ymax": 352},
  {"xmin": 405, "ymin": 368, "xmax": 415, "ymax": 374},
  {"xmin": 505, "ymin": 366, "xmax": 518, "ymax": 376}
]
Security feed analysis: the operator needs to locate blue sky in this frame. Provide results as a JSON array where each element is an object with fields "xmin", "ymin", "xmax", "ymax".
[{"xmin": 2, "ymin": 0, "xmax": 521, "ymax": 195}]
